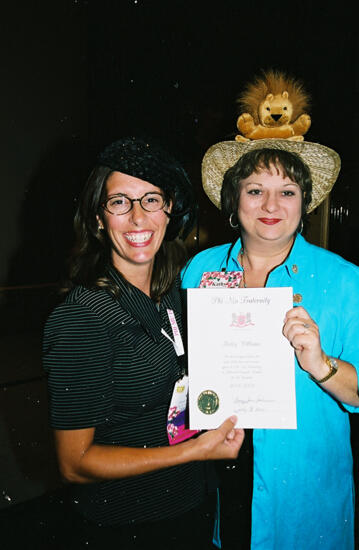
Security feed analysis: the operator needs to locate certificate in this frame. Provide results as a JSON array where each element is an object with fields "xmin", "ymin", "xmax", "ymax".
[{"xmin": 187, "ymin": 287, "xmax": 296, "ymax": 430}]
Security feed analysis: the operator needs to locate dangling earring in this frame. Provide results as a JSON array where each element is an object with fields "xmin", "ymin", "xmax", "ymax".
[
  {"xmin": 298, "ymin": 219, "xmax": 304, "ymax": 234},
  {"xmin": 229, "ymin": 213, "xmax": 239, "ymax": 229},
  {"xmin": 97, "ymin": 214, "xmax": 104, "ymax": 231}
]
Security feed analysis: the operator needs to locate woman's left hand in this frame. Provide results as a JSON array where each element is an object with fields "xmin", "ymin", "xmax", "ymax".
[
  {"xmin": 283, "ymin": 306, "xmax": 359, "ymax": 407},
  {"xmin": 282, "ymin": 306, "xmax": 326, "ymax": 379}
]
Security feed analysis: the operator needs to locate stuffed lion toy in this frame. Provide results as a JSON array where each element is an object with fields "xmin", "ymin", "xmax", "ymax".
[{"xmin": 235, "ymin": 71, "xmax": 311, "ymax": 142}]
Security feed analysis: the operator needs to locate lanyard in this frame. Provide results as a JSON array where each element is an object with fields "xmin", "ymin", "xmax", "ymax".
[{"xmin": 161, "ymin": 308, "xmax": 185, "ymax": 356}]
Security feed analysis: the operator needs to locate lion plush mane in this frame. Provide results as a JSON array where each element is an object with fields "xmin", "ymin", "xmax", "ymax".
[{"xmin": 235, "ymin": 70, "xmax": 311, "ymax": 142}]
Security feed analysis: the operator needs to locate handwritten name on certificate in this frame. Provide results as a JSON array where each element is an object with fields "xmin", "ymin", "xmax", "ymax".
[{"xmin": 187, "ymin": 287, "xmax": 296, "ymax": 430}]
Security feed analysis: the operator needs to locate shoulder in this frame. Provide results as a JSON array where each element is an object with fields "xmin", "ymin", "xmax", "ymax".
[
  {"xmin": 44, "ymin": 285, "xmax": 121, "ymax": 337},
  {"xmin": 49, "ymin": 285, "xmax": 110, "ymax": 317},
  {"xmin": 303, "ymin": 237, "xmax": 358, "ymax": 271},
  {"xmin": 65, "ymin": 285, "xmax": 115, "ymax": 309},
  {"xmin": 181, "ymin": 243, "xmax": 232, "ymax": 288},
  {"xmin": 297, "ymin": 236, "xmax": 359, "ymax": 287},
  {"xmin": 43, "ymin": 288, "xmax": 115, "ymax": 375}
]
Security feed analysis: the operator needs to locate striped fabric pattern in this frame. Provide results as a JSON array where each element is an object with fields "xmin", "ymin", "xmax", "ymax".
[{"xmin": 43, "ymin": 269, "xmax": 207, "ymax": 525}]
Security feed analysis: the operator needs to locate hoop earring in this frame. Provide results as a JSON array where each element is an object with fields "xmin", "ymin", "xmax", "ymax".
[
  {"xmin": 298, "ymin": 219, "xmax": 304, "ymax": 234},
  {"xmin": 229, "ymin": 213, "xmax": 239, "ymax": 229}
]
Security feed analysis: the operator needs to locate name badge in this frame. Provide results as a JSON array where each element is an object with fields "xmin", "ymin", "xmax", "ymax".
[
  {"xmin": 199, "ymin": 271, "xmax": 243, "ymax": 288},
  {"xmin": 167, "ymin": 375, "xmax": 199, "ymax": 445}
]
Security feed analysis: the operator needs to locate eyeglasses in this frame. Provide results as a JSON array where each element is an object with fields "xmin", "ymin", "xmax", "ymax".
[{"xmin": 102, "ymin": 192, "xmax": 167, "ymax": 216}]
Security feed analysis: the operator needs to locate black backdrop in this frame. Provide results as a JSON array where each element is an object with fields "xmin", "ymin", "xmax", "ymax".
[
  {"xmin": 3, "ymin": 0, "xmax": 358, "ymax": 286},
  {"xmin": 0, "ymin": 2, "xmax": 357, "ymax": 546}
]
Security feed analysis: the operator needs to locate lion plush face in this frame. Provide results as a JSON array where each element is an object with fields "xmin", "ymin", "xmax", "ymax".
[
  {"xmin": 259, "ymin": 91, "xmax": 293, "ymax": 127},
  {"xmin": 237, "ymin": 71, "xmax": 310, "ymax": 125},
  {"xmin": 235, "ymin": 71, "xmax": 311, "ymax": 142}
]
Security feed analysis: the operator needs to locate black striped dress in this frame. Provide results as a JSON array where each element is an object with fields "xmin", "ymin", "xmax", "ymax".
[{"xmin": 43, "ymin": 267, "xmax": 208, "ymax": 526}]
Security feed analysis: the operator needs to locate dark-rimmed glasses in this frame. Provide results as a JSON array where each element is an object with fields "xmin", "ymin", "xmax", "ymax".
[{"xmin": 101, "ymin": 192, "xmax": 167, "ymax": 216}]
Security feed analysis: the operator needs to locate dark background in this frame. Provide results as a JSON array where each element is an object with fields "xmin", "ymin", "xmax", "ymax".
[
  {"xmin": 1, "ymin": 0, "xmax": 358, "ymax": 290},
  {"xmin": 0, "ymin": 0, "xmax": 358, "ymax": 547}
]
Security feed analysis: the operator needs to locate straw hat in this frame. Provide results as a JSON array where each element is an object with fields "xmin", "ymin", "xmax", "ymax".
[{"xmin": 201, "ymin": 138, "xmax": 341, "ymax": 213}]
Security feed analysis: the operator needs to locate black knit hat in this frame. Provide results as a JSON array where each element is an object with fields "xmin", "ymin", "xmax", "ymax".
[{"xmin": 97, "ymin": 137, "xmax": 197, "ymax": 241}]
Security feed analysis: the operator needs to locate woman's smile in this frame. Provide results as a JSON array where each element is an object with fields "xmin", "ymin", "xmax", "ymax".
[{"xmin": 123, "ymin": 230, "xmax": 154, "ymax": 246}]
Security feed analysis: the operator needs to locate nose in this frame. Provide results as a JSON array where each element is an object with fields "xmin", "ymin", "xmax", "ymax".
[
  {"xmin": 262, "ymin": 192, "xmax": 279, "ymax": 212},
  {"xmin": 271, "ymin": 114, "xmax": 282, "ymax": 121},
  {"xmin": 129, "ymin": 200, "xmax": 146, "ymax": 224}
]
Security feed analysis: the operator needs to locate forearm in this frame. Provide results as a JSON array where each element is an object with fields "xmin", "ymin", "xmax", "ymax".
[
  {"xmin": 55, "ymin": 416, "xmax": 244, "ymax": 484},
  {"xmin": 311, "ymin": 356, "xmax": 359, "ymax": 407},
  {"xmin": 62, "ymin": 439, "xmax": 198, "ymax": 484}
]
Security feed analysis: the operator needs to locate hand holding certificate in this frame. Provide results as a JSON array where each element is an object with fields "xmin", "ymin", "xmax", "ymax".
[{"xmin": 187, "ymin": 287, "xmax": 296, "ymax": 430}]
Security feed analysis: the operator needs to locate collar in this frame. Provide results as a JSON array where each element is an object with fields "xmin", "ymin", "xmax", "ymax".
[
  {"xmin": 227, "ymin": 234, "xmax": 310, "ymax": 279},
  {"xmin": 107, "ymin": 265, "xmax": 175, "ymax": 343},
  {"xmin": 281, "ymin": 234, "xmax": 311, "ymax": 279},
  {"xmin": 223, "ymin": 238, "xmax": 244, "ymax": 271}
]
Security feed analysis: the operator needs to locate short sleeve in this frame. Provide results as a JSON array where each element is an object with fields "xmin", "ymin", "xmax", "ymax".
[
  {"xmin": 337, "ymin": 271, "xmax": 359, "ymax": 413},
  {"xmin": 43, "ymin": 302, "xmax": 114, "ymax": 429}
]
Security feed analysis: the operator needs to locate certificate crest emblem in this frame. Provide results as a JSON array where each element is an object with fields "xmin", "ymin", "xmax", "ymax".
[
  {"xmin": 197, "ymin": 390, "xmax": 219, "ymax": 415},
  {"xmin": 230, "ymin": 312, "xmax": 254, "ymax": 328}
]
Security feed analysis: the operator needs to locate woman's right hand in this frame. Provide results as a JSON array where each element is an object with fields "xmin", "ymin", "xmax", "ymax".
[{"xmin": 190, "ymin": 416, "xmax": 245, "ymax": 461}]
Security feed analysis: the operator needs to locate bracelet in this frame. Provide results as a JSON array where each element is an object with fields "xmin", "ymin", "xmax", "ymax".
[{"xmin": 310, "ymin": 356, "xmax": 339, "ymax": 384}]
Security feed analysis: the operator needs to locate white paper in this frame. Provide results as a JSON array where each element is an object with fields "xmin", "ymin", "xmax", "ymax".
[{"xmin": 187, "ymin": 287, "xmax": 297, "ymax": 429}]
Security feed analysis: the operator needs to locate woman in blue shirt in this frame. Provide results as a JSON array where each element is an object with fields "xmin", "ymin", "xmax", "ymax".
[{"xmin": 182, "ymin": 139, "xmax": 359, "ymax": 549}]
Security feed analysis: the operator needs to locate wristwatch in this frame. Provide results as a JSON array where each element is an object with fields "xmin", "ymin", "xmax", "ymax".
[{"xmin": 311, "ymin": 356, "xmax": 339, "ymax": 384}]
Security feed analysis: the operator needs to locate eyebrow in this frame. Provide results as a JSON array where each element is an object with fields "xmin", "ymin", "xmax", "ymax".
[{"xmin": 243, "ymin": 181, "xmax": 299, "ymax": 187}]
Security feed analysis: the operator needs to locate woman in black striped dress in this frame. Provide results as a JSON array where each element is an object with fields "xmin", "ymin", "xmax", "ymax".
[{"xmin": 43, "ymin": 137, "xmax": 244, "ymax": 549}]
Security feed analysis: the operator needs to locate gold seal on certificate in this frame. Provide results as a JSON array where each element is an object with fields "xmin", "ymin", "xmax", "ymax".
[{"xmin": 197, "ymin": 390, "xmax": 219, "ymax": 415}]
